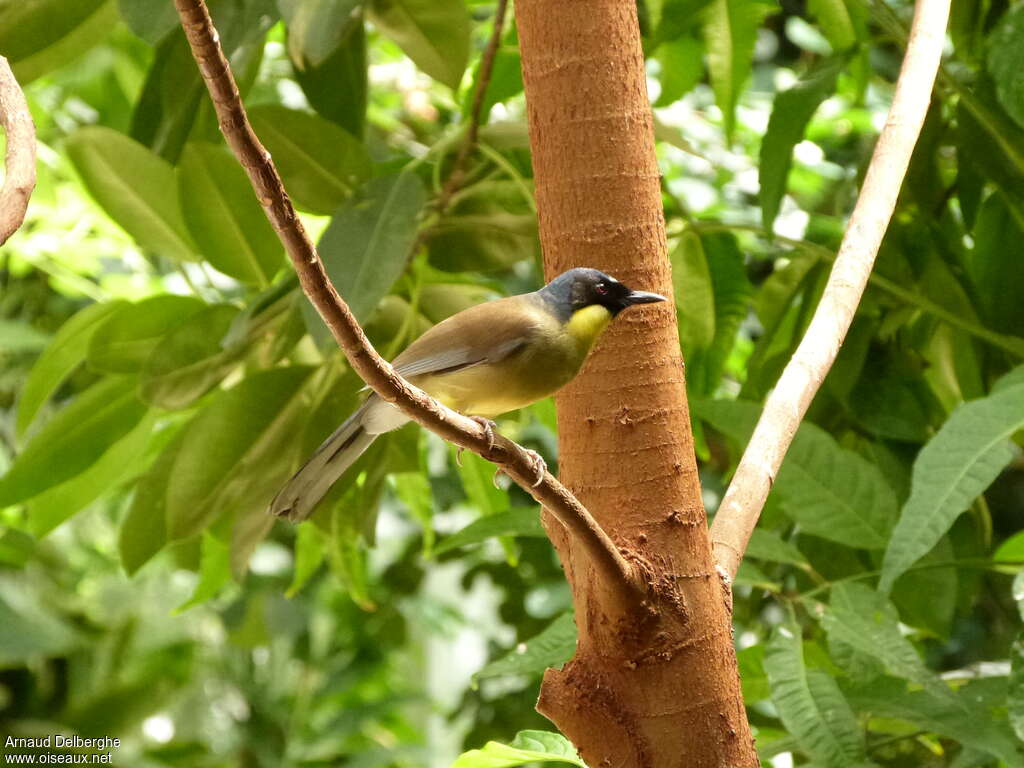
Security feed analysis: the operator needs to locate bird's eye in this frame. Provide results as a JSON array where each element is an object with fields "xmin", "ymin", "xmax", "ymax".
[{"xmin": 595, "ymin": 283, "xmax": 608, "ymax": 296}]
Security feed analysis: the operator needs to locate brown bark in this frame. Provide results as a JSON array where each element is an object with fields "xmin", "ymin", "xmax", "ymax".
[{"xmin": 516, "ymin": 1, "xmax": 757, "ymax": 766}]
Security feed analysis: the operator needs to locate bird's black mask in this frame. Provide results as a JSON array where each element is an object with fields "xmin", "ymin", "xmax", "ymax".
[{"xmin": 540, "ymin": 267, "xmax": 666, "ymax": 320}]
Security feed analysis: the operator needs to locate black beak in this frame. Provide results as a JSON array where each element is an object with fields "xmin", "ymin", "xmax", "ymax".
[{"xmin": 622, "ymin": 290, "xmax": 667, "ymax": 306}]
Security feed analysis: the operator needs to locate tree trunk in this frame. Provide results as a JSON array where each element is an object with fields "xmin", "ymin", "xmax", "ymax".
[{"xmin": 515, "ymin": 1, "xmax": 759, "ymax": 765}]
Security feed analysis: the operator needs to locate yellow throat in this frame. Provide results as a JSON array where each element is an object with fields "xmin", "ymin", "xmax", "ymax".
[{"xmin": 566, "ymin": 304, "xmax": 613, "ymax": 353}]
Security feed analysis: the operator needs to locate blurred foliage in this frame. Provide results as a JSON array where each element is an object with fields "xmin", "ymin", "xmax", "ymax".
[{"xmin": 1, "ymin": 0, "xmax": 1023, "ymax": 765}]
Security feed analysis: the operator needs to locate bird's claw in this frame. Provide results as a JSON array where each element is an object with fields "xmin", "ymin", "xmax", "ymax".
[
  {"xmin": 471, "ymin": 416, "xmax": 497, "ymax": 452},
  {"xmin": 492, "ymin": 448, "xmax": 547, "ymax": 489},
  {"xmin": 525, "ymin": 449, "xmax": 547, "ymax": 487},
  {"xmin": 456, "ymin": 417, "xmax": 497, "ymax": 467}
]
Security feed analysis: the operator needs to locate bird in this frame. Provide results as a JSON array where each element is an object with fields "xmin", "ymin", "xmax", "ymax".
[{"xmin": 269, "ymin": 267, "xmax": 666, "ymax": 522}]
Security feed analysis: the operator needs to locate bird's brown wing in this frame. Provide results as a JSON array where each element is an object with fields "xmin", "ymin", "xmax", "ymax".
[{"xmin": 391, "ymin": 295, "xmax": 543, "ymax": 380}]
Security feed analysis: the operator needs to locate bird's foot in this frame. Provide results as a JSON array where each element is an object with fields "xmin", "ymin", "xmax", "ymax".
[
  {"xmin": 472, "ymin": 417, "xmax": 497, "ymax": 452},
  {"xmin": 456, "ymin": 417, "xmax": 497, "ymax": 466},
  {"xmin": 524, "ymin": 449, "xmax": 547, "ymax": 487},
  {"xmin": 492, "ymin": 448, "xmax": 547, "ymax": 489}
]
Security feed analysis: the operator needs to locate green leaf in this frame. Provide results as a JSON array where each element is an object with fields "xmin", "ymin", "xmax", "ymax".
[
  {"xmin": 139, "ymin": 304, "xmax": 243, "ymax": 410},
  {"xmin": 393, "ymin": 472, "xmax": 435, "ymax": 555},
  {"xmin": 118, "ymin": 433, "xmax": 184, "ymax": 575},
  {"xmin": 995, "ymin": 365, "xmax": 1024, "ymax": 394},
  {"xmin": 848, "ymin": 368, "xmax": 935, "ymax": 443},
  {"xmin": 670, "ymin": 229, "xmax": 716, "ymax": 361},
  {"xmin": 165, "ymin": 367, "xmax": 315, "ymax": 540},
  {"xmin": 118, "ymin": 0, "xmax": 180, "ymax": 43},
  {"xmin": 0, "ymin": 590, "xmax": 82, "ymax": 665},
  {"xmin": 655, "ymin": 0, "xmax": 716, "ymax": 44},
  {"xmin": 965, "ymin": 192, "xmax": 1024, "ymax": 336},
  {"xmin": 996, "ymin": 530, "xmax": 1024, "ymax": 562},
  {"xmin": 367, "ymin": 0, "xmax": 469, "ymax": 90},
  {"xmin": 433, "ymin": 508, "xmax": 546, "ymax": 557},
  {"xmin": 0, "ymin": 320, "xmax": 50, "ymax": 354},
  {"xmin": 129, "ymin": 12, "xmax": 268, "ymax": 163},
  {"xmin": 0, "ymin": 530, "xmax": 35, "ymax": 567},
  {"xmin": 987, "ymin": 4, "xmax": 1024, "ymax": 131},
  {"xmin": 418, "ymin": 282, "xmax": 498, "ymax": 324},
  {"xmin": 1010, "ymin": 635, "xmax": 1024, "ymax": 742},
  {"xmin": 456, "ymin": 450, "xmax": 510, "ymax": 515},
  {"xmin": 17, "ymin": 301, "xmax": 125, "ymax": 438},
  {"xmin": 847, "ymin": 677, "xmax": 1023, "ymax": 766},
  {"xmin": 27, "ymin": 410, "xmax": 156, "ymax": 538},
  {"xmin": 291, "ymin": 18, "xmax": 367, "ymax": 137},
  {"xmin": 309, "ymin": 172, "xmax": 426, "ymax": 337},
  {"xmin": 87, "ymin": 295, "xmax": 207, "ymax": 374},
  {"xmin": 326, "ymin": 446, "xmax": 391, "ymax": 609},
  {"xmin": 453, "ymin": 449, "xmax": 520, "ymax": 563},
  {"xmin": 65, "ymin": 127, "xmax": 196, "ymax": 261},
  {"xmin": 703, "ymin": 0, "xmax": 775, "ymax": 140},
  {"xmin": 475, "ymin": 612, "xmax": 576, "ymax": 681},
  {"xmin": 880, "ymin": 371, "xmax": 1024, "ymax": 592},
  {"xmin": 889, "ymin": 536, "xmax": 957, "ymax": 638},
  {"xmin": 955, "ymin": 86, "xmax": 1024, "ymax": 218},
  {"xmin": 755, "ymin": 250, "xmax": 819, "ymax": 342},
  {"xmin": 673, "ymin": 233, "xmax": 753, "ymax": 397},
  {"xmin": 1015, "ymin": 571, "xmax": 1024, "ymax": 621},
  {"xmin": 775, "ymin": 424, "xmax": 897, "ymax": 548},
  {"xmin": 0, "ymin": 376, "xmax": 148, "ymax": 506},
  {"xmin": 284, "ymin": 0, "xmax": 361, "ymax": 67},
  {"xmin": 760, "ymin": 57, "xmax": 842, "ymax": 229},
  {"xmin": 738, "ymin": 644, "xmax": 770, "ymax": 702},
  {"xmin": 765, "ymin": 625, "xmax": 866, "ymax": 767},
  {"xmin": 129, "ymin": 31, "xmax": 212, "ymax": 163},
  {"xmin": 175, "ymin": 533, "xmax": 232, "ymax": 612},
  {"xmin": 286, "ymin": 522, "xmax": 327, "ymax": 597},
  {"xmin": 0, "ymin": 0, "xmax": 115, "ymax": 84},
  {"xmin": 735, "ymin": 560, "xmax": 780, "ymax": 589},
  {"xmin": 655, "ymin": 35, "xmax": 705, "ymax": 106},
  {"xmin": 746, "ymin": 529, "xmax": 809, "ymax": 567},
  {"xmin": 230, "ymin": 501, "xmax": 277, "ymax": 581},
  {"xmin": 821, "ymin": 583, "xmax": 938, "ymax": 690},
  {"xmin": 462, "ymin": 43, "xmax": 523, "ymax": 120},
  {"xmin": 697, "ymin": 399, "xmax": 898, "ymax": 548},
  {"xmin": 426, "ymin": 211, "xmax": 539, "ymax": 273},
  {"xmin": 807, "ymin": 0, "xmax": 857, "ymax": 50},
  {"xmin": 698, "ymin": 233, "xmax": 753, "ymax": 395},
  {"xmin": 451, "ymin": 730, "xmax": 586, "ymax": 768},
  {"xmin": 177, "ymin": 143, "xmax": 284, "ymax": 285},
  {"xmin": 248, "ymin": 105, "xmax": 371, "ymax": 215}
]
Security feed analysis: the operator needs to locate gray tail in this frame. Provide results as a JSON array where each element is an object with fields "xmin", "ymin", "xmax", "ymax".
[{"xmin": 269, "ymin": 405, "xmax": 377, "ymax": 523}]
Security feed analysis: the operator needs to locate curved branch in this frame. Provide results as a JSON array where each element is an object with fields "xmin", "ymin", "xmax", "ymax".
[
  {"xmin": 171, "ymin": 0, "xmax": 642, "ymax": 600},
  {"xmin": 709, "ymin": 0, "xmax": 952, "ymax": 581},
  {"xmin": 0, "ymin": 56, "xmax": 36, "ymax": 246}
]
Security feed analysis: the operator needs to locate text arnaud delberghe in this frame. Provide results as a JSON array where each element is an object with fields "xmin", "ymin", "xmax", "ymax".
[{"xmin": 5, "ymin": 735, "xmax": 121, "ymax": 750}]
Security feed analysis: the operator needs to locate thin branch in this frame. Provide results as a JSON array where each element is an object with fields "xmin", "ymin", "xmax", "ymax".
[
  {"xmin": 0, "ymin": 56, "xmax": 36, "ymax": 246},
  {"xmin": 435, "ymin": 0, "xmax": 509, "ymax": 214},
  {"xmin": 708, "ymin": 0, "xmax": 952, "ymax": 581},
  {"xmin": 171, "ymin": 0, "xmax": 642, "ymax": 601}
]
